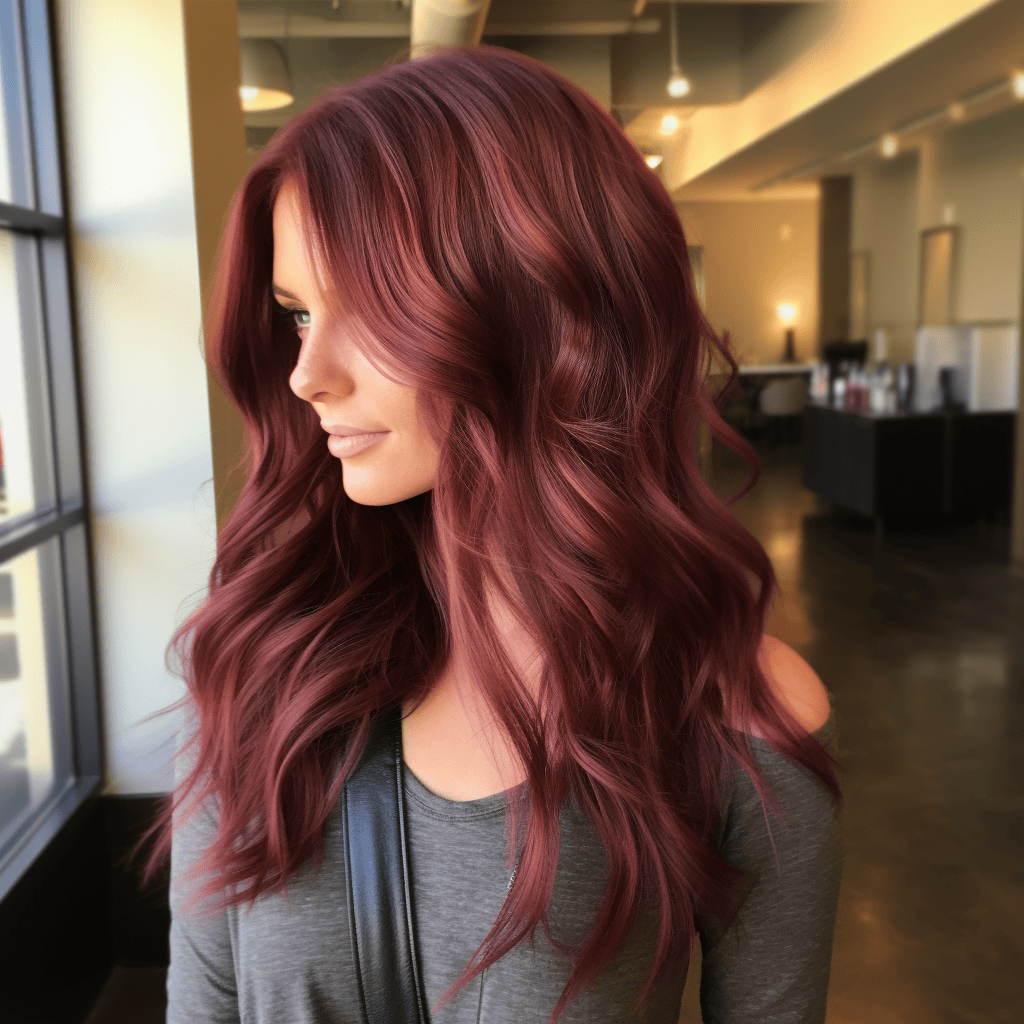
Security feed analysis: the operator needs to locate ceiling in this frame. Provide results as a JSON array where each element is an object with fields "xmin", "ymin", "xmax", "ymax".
[{"xmin": 237, "ymin": 1, "xmax": 1024, "ymax": 200}]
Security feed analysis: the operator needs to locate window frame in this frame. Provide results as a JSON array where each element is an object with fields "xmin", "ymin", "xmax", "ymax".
[{"xmin": 0, "ymin": 0, "xmax": 102, "ymax": 906}]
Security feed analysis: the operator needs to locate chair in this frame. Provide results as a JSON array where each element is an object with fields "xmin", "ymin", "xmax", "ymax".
[{"xmin": 758, "ymin": 375, "xmax": 809, "ymax": 446}]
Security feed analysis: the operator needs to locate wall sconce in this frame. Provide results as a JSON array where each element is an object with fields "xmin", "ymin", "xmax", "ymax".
[
  {"xmin": 239, "ymin": 39, "xmax": 294, "ymax": 112},
  {"xmin": 1012, "ymin": 70, "xmax": 1024, "ymax": 100},
  {"xmin": 645, "ymin": 155, "xmax": 663, "ymax": 169},
  {"xmin": 879, "ymin": 133, "xmax": 899, "ymax": 158},
  {"xmin": 777, "ymin": 302, "xmax": 798, "ymax": 362},
  {"xmin": 660, "ymin": 114, "xmax": 680, "ymax": 135}
]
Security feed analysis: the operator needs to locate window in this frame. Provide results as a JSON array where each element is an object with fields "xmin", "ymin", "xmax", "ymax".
[{"xmin": 0, "ymin": 0, "xmax": 101, "ymax": 904}]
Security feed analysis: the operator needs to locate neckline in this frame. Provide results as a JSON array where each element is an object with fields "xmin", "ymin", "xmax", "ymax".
[
  {"xmin": 402, "ymin": 761, "xmax": 525, "ymax": 818},
  {"xmin": 397, "ymin": 708, "xmax": 836, "ymax": 816}
]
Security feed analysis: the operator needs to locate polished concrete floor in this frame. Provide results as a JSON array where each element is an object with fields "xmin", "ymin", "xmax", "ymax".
[
  {"xmin": 86, "ymin": 442, "xmax": 1023, "ymax": 1024},
  {"xmin": 680, "ymin": 441, "xmax": 1022, "ymax": 1024}
]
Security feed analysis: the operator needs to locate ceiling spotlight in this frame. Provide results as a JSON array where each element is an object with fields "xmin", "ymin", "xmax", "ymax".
[
  {"xmin": 645, "ymin": 154, "xmax": 663, "ymax": 169},
  {"xmin": 879, "ymin": 133, "xmax": 899, "ymax": 158},
  {"xmin": 666, "ymin": 4, "xmax": 691, "ymax": 100},
  {"xmin": 660, "ymin": 114, "xmax": 680, "ymax": 135},
  {"xmin": 239, "ymin": 39, "xmax": 293, "ymax": 111},
  {"xmin": 1012, "ymin": 70, "xmax": 1024, "ymax": 100},
  {"xmin": 668, "ymin": 73, "xmax": 691, "ymax": 98},
  {"xmin": 948, "ymin": 101, "xmax": 965, "ymax": 122}
]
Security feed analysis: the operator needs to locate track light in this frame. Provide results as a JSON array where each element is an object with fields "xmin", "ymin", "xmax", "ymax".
[{"xmin": 879, "ymin": 133, "xmax": 899, "ymax": 158}]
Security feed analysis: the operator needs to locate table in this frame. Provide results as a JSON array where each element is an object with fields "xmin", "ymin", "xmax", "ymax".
[{"xmin": 738, "ymin": 362, "xmax": 816, "ymax": 376}]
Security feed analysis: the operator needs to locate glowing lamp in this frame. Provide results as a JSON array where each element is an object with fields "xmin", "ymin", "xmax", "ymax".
[
  {"xmin": 1012, "ymin": 71, "xmax": 1024, "ymax": 100},
  {"xmin": 660, "ymin": 114, "xmax": 680, "ymax": 135},
  {"xmin": 645, "ymin": 155, "xmax": 663, "ymax": 169},
  {"xmin": 239, "ymin": 39, "xmax": 294, "ymax": 112},
  {"xmin": 776, "ymin": 303, "xmax": 798, "ymax": 362},
  {"xmin": 776, "ymin": 302, "xmax": 798, "ymax": 326},
  {"xmin": 879, "ymin": 133, "xmax": 899, "ymax": 159}
]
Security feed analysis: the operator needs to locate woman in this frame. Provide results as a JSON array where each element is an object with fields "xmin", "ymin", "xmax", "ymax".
[{"xmin": 142, "ymin": 44, "xmax": 842, "ymax": 1024}]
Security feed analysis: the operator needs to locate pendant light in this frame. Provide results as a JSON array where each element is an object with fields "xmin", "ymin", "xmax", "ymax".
[
  {"xmin": 666, "ymin": 3, "xmax": 690, "ymax": 98},
  {"xmin": 239, "ymin": 39, "xmax": 294, "ymax": 111}
]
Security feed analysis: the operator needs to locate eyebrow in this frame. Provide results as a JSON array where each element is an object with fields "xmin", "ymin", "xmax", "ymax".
[{"xmin": 272, "ymin": 284, "xmax": 301, "ymax": 301}]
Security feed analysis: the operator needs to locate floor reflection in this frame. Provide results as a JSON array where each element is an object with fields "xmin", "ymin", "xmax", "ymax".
[{"xmin": 689, "ymin": 441, "xmax": 1024, "ymax": 1024}]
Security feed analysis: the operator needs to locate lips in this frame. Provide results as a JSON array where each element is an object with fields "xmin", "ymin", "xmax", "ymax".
[{"xmin": 326, "ymin": 430, "xmax": 389, "ymax": 458}]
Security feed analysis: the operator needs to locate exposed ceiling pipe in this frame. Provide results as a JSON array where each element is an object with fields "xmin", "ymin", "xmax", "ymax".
[{"xmin": 410, "ymin": 0, "xmax": 492, "ymax": 54}]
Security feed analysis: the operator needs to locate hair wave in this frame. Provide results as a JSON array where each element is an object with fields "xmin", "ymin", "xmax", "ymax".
[{"xmin": 138, "ymin": 44, "xmax": 841, "ymax": 1022}]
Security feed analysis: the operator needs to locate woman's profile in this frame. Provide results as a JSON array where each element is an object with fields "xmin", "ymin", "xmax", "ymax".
[{"xmin": 139, "ymin": 43, "xmax": 843, "ymax": 1024}]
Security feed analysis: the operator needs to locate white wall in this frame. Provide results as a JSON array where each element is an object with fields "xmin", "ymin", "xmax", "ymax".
[{"xmin": 55, "ymin": 0, "xmax": 217, "ymax": 795}]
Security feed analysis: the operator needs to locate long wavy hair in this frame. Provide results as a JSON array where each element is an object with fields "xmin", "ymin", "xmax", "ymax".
[{"xmin": 138, "ymin": 43, "xmax": 841, "ymax": 1022}]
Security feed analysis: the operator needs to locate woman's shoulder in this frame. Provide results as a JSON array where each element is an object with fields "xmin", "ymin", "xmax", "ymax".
[{"xmin": 740, "ymin": 635, "xmax": 832, "ymax": 741}]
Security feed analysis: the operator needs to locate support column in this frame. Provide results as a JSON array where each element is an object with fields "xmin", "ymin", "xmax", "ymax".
[
  {"xmin": 818, "ymin": 175, "xmax": 853, "ymax": 352},
  {"xmin": 1012, "ymin": 180, "xmax": 1024, "ymax": 572},
  {"xmin": 182, "ymin": 0, "xmax": 250, "ymax": 530}
]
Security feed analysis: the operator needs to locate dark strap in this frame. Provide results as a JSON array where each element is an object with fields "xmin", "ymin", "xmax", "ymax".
[{"xmin": 343, "ymin": 706, "xmax": 428, "ymax": 1024}]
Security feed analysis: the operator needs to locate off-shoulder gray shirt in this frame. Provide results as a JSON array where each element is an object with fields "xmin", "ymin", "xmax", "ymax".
[{"xmin": 167, "ymin": 710, "xmax": 842, "ymax": 1023}]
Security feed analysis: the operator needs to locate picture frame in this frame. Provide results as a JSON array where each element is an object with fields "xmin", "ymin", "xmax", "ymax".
[{"xmin": 918, "ymin": 226, "xmax": 958, "ymax": 326}]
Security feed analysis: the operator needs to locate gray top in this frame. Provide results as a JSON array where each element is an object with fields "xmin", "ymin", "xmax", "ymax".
[{"xmin": 167, "ymin": 709, "xmax": 841, "ymax": 1023}]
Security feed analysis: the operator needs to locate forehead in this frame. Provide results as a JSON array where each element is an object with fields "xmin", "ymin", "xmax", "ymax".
[{"xmin": 271, "ymin": 182, "xmax": 324, "ymax": 294}]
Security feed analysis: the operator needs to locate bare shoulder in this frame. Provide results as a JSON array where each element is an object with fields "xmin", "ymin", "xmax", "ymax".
[{"xmin": 746, "ymin": 635, "xmax": 832, "ymax": 739}]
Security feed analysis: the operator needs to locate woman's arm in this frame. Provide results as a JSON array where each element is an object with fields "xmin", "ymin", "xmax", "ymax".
[
  {"xmin": 699, "ymin": 639, "xmax": 843, "ymax": 1023},
  {"xmin": 166, "ymin": 702, "xmax": 241, "ymax": 1024}
]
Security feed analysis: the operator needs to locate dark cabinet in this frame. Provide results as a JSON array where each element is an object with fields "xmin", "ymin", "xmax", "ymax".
[{"xmin": 802, "ymin": 403, "xmax": 1015, "ymax": 525}]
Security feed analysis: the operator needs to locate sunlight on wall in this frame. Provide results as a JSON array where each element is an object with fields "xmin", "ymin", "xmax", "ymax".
[{"xmin": 55, "ymin": 0, "xmax": 217, "ymax": 794}]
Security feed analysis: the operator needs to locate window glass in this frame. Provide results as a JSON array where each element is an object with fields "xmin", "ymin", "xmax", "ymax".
[
  {"xmin": 0, "ymin": 228, "xmax": 34, "ymax": 522},
  {"xmin": 0, "ymin": 538, "xmax": 58, "ymax": 852},
  {"xmin": 0, "ymin": 46, "xmax": 10, "ymax": 204}
]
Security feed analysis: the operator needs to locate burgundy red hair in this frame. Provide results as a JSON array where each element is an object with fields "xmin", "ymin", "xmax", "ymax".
[{"xmin": 138, "ymin": 44, "xmax": 841, "ymax": 1022}]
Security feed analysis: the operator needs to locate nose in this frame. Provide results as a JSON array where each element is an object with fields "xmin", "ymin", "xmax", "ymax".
[{"xmin": 288, "ymin": 327, "xmax": 354, "ymax": 405}]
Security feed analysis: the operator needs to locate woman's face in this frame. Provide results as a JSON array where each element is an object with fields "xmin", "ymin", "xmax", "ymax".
[{"xmin": 272, "ymin": 181, "xmax": 440, "ymax": 506}]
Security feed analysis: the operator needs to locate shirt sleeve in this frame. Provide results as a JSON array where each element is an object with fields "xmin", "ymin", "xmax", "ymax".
[
  {"xmin": 165, "ymin": 700, "xmax": 241, "ymax": 1024},
  {"xmin": 698, "ymin": 718, "xmax": 843, "ymax": 1024}
]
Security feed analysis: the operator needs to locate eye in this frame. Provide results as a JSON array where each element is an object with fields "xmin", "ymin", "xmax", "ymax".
[{"xmin": 273, "ymin": 301, "xmax": 311, "ymax": 330}]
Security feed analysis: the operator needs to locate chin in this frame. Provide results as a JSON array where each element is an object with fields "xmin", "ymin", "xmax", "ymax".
[{"xmin": 342, "ymin": 480, "xmax": 434, "ymax": 506}]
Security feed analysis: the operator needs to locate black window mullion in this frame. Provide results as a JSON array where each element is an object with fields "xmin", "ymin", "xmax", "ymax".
[{"xmin": 0, "ymin": 200, "xmax": 60, "ymax": 232}]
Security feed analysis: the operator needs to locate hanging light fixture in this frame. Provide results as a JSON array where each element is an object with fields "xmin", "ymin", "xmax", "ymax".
[
  {"xmin": 239, "ymin": 38, "xmax": 294, "ymax": 112},
  {"xmin": 666, "ymin": 3, "xmax": 690, "ymax": 98}
]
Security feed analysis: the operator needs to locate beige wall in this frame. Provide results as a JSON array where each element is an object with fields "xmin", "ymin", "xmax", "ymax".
[
  {"xmin": 919, "ymin": 103, "xmax": 1024, "ymax": 324},
  {"xmin": 851, "ymin": 101, "xmax": 1024, "ymax": 365},
  {"xmin": 850, "ymin": 150, "xmax": 921, "ymax": 364},
  {"xmin": 676, "ymin": 199, "xmax": 819, "ymax": 364}
]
